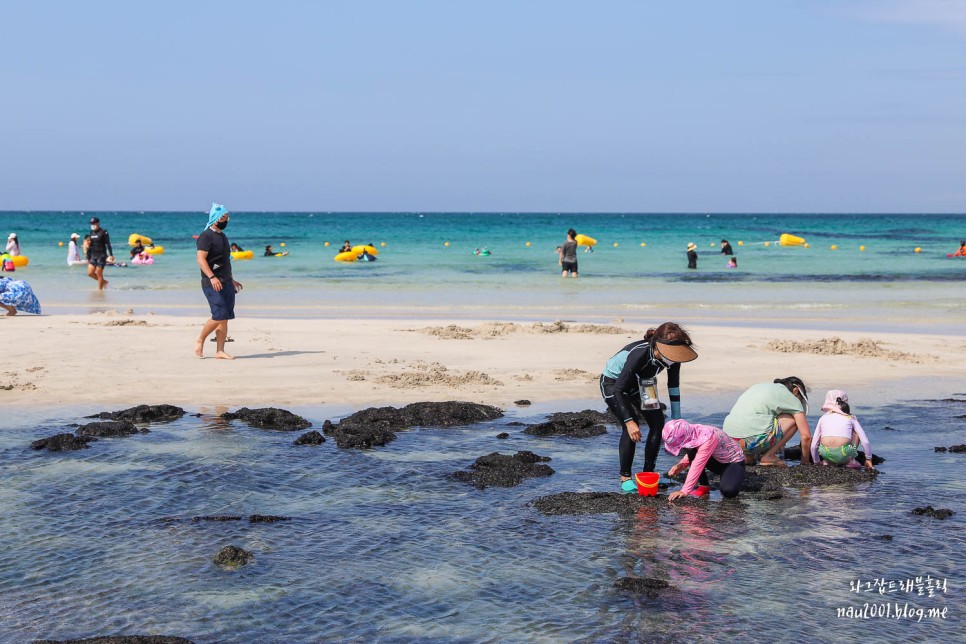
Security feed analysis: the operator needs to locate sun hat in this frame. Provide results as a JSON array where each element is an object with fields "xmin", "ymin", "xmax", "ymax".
[
  {"xmin": 653, "ymin": 335, "xmax": 698, "ymax": 363},
  {"xmin": 8, "ymin": 233, "xmax": 16, "ymax": 239},
  {"xmin": 822, "ymin": 389, "xmax": 848, "ymax": 413},
  {"xmin": 70, "ymin": 233, "xmax": 80, "ymax": 240},
  {"xmin": 662, "ymin": 419, "xmax": 717, "ymax": 456},
  {"xmin": 686, "ymin": 242, "xmax": 697, "ymax": 251}
]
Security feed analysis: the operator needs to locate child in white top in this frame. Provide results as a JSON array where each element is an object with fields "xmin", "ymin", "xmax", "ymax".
[{"xmin": 810, "ymin": 390, "xmax": 874, "ymax": 470}]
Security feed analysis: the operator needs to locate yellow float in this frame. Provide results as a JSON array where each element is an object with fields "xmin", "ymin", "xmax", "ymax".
[
  {"xmin": 230, "ymin": 250, "xmax": 253, "ymax": 260},
  {"xmin": 335, "ymin": 251, "xmax": 358, "ymax": 262},
  {"xmin": 779, "ymin": 233, "xmax": 805, "ymax": 247},
  {"xmin": 351, "ymin": 245, "xmax": 379, "ymax": 256},
  {"xmin": 145, "ymin": 246, "xmax": 165, "ymax": 255},
  {"xmin": 128, "ymin": 234, "xmax": 153, "ymax": 246},
  {"xmin": 574, "ymin": 234, "xmax": 597, "ymax": 248},
  {"xmin": 8, "ymin": 255, "xmax": 29, "ymax": 267}
]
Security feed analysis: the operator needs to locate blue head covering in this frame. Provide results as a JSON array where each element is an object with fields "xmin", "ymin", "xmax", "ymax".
[{"xmin": 205, "ymin": 203, "xmax": 228, "ymax": 232}]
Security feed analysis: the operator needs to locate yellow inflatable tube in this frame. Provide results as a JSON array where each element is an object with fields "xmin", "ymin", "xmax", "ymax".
[
  {"xmin": 9, "ymin": 255, "xmax": 29, "ymax": 267},
  {"xmin": 779, "ymin": 233, "xmax": 805, "ymax": 247},
  {"xmin": 128, "ymin": 234, "xmax": 153, "ymax": 246},
  {"xmin": 335, "ymin": 251, "xmax": 358, "ymax": 262},
  {"xmin": 351, "ymin": 245, "xmax": 379, "ymax": 256},
  {"xmin": 230, "ymin": 250, "xmax": 253, "ymax": 260},
  {"xmin": 574, "ymin": 234, "xmax": 597, "ymax": 247},
  {"xmin": 144, "ymin": 246, "xmax": 165, "ymax": 255}
]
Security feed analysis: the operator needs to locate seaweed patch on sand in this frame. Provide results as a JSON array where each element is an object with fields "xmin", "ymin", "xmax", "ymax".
[
  {"xmin": 764, "ymin": 337, "xmax": 932, "ymax": 363},
  {"xmin": 410, "ymin": 320, "xmax": 632, "ymax": 340},
  {"xmin": 375, "ymin": 361, "xmax": 503, "ymax": 389}
]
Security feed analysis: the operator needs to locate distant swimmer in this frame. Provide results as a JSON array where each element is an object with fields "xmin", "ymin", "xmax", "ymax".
[
  {"xmin": 561, "ymin": 229, "xmax": 578, "ymax": 277},
  {"xmin": 231, "ymin": 243, "xmax": 245, "ymax": 253},
  {"xmin": 951, "ymin": 240, "xmax": 966, "ymax": 257},
  {"xmin": 727, "ymin": 257, "xmax": 737, "ymax": 269},
  {"xmin": 340, "ymin": 240, "xmax": 352, "ymax": 253},
  {"xmin": 686, "ymin": 242, "xmax": 698, "ymax": 270},
  {"xmin": 130, "ymin": 238, "xmax": 145, "ymax": 259},
  {"xmin": 264, "ymin": 244, "xmax": 288, "ymax": 256},
  {"xmin": 721, "ymin": 239, "xmax": 734, "ymax": 255}
]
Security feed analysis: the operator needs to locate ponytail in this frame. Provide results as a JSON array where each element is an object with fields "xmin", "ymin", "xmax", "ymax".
[
  {"xmin": 774, "ymin": 376, "xmax": 808, "ymax": 399},
  {"xmin": 836, "ymin": 396, "xmax": 851, "ymax": 414}
]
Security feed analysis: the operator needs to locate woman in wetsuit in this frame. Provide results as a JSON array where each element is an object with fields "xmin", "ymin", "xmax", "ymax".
[{"xmin": 599, "ymin": 322, "xmax": 698, "ymax": 487}]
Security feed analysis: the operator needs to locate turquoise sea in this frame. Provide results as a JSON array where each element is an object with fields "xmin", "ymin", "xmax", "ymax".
[{"xmin": 1, "ymin": 211, "xmax": 964, "ymax": 330}]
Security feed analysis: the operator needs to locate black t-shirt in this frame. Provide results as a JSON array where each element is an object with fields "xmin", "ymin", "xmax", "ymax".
[
  {"xmin": 197, "ymin": 228, "xmax": 233, "ymax": 286},
  {"xmin": 88, "ymin": 228, "xmax": 113, "ymax": 258}
]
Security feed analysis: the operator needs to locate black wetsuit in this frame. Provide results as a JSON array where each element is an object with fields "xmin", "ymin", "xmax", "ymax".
[
  {"xmin": 600, "ymin": 339, "xmax": 682, "ymax": 475},
  {"xmin": 687, "ymin": 249, "xmax": 698, "ymax": 269},
  {"xmin": 87, "ymin": 228, "xmax": 113, "ymax": 267},
  {"xmin": 721, "ymin": 242, "xmax": 734, "ymax": 256}
]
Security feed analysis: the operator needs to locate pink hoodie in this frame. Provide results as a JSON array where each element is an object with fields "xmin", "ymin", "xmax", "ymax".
[{"xmin": 663, "ymin": 419, "xmax": 744, "ymax": 495}]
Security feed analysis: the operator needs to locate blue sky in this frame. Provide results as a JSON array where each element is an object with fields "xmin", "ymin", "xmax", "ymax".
[{"xmin": 2, "ymin": 0, "xmax": 965, "ymax": 212}]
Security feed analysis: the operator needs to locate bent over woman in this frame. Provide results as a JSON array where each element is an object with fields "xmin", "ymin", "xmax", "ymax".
[{"xmin": 599, "ymin": 322, "xmax": 697, "ymax": 486}]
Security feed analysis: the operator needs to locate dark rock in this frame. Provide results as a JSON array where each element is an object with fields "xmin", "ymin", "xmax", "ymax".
[
  {"xmin": 949, "ymin": 444, "xmax": 966, "ymax": 453},
  {"xmin": 221, "ymin": 407, "xmax": 312, "ymax": 430},
  {"xmin": 911, "ymin": 506, "xmax": 954, "ymax": 520},
  {"xmin": 524, "ymin": 409, "xmax": 610, "ymax": 437},
  {"xmin": 506, "ymin": 421, "xmax": 525, "ymax": 426},
  {"xmin": 248, "ymin": 515, "xmax": 291, "ymax": 523},
  {"xmin": 956, "ymin": 415, "xmax": 966, "ymax": 420},
  {"xmin": 532, "ymin": 492, "xmax": 708, "ymax": 515},
  {"xmin": 514, "ymin": 399, "xmax": 531, "ymax": 406},
  {"xmin": 882, "ymin": 426, "xmax": 899, "ymax": 431},
  {"xmin": 30, "ymin": 433, "xmax": 95, "ymax": 452},
  {"xmin": 192, "ymin": 515, "xmax": 242, "ymax": 522},
  {"xmin": 322, "ymin": 419, "xmax": 335, "ymax": 431},
  {"xmin": 34, "ymin": 637, "xmax": 195, "ymax": 644},
  {"xmin": 614, "ymin": 576, "xmax": 671, "ymax": 597},
  {"xmin": 75, "ymin": 421, "xmax": 144, "ymax": 438},
  {"xmin": 453, "ymin": 451, "xmax": 554, "ymax": 489},
  {"xmin": 213, "ymin": 545, "xmax": 253, "ymax": 567},
  {"xmin": 935, "ymin": 447, "xmax": 948, "ymax": 453},
  {"xmin": 327, "ymin": 401, "xmax": 504, "ymax": 449},
  {"xmin": 294, "ymin": 430, "xmax": 325, "ymax": 445},
  {"xmin": 86, "ymin": 404, "xmax": 185, "ymax": 423},
  {"xmin": 496, "ymin": 432, "xmax": 510, "ymax": 439},
  {"xmin": 875, "ymin": 534, "xmax": 894, "ymax": 541},
  {"xmin": 744, "ymin": 464, "xmax": 877, "ymax": 490}
]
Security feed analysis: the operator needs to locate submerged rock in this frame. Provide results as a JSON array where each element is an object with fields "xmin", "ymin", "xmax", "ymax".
[
  {"xmin": 30, "ymin": 433, "xmax": 95, "ymax": 452},
  {"xmin": 614, "ymin": 576, "xmax": 671, "ymax": 597},
  {"xmin": 213, "ymin": 545, "xmax": 253, "ymax": 567},
  {"xmin": 911, "ymin": 506, "xmax": 954, "ymax": 520},
  {"xmin": 34, "ymin": 637, "xmax": 195, "ymax": 644},
  {"xmin": 533, "ymin": 492, "xmax": 705, "ymax": 515},
  {"xmin": 75, "ymin": 421, "xmax": 144, "ymax": 438},
  {"xmin": 248, "ymin": 515, "xmax": 291, "ymax": 523},
  {"xmin": 524, "ymin": 410, "xmax": 608, "ymax": 438},
  {"xmin": 453, "ymin": 451, "xmax": 554, "ymax": 489},
  {"xmin": 192, "ymin": 516, "xmax": 243, "ymax": 522},
  {"xmin": 86, "ymin": 404, "xmax": 186, "ymax": 423},
  {"xmin": 496, "ymin": 432, "xmax": 510, "ymax": 439},
  {"xmin": 326, "ymin": 401, "xmax": 504, "ymax": 449},
  {"xmin": 935, "ymin": 444, "xmax": 966, "ymax": 453},
  {"xmin": 514, "ymin": 399, "xmax": 532, "ymax": 406},
  {"xmin": 293, "ymin": 430, "xmax": 326, "ymax": 445},
  {"xmin": 221, "ymin": 407, "xmax": 312, "ymax": 431},
  {"xmin": 744, "ymin": 464, "xmax": 877, "ymax": 490}
]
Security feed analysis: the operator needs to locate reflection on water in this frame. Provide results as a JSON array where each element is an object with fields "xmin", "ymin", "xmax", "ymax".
[{"xmin": 0, "ymin": 400, "xmax": 962, "ymax": 642}]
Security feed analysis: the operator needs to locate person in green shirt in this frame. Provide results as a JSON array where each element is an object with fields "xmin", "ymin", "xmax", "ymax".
[{"xmin": 722, "ymin": 377, "xmax": 812, "ymax": 466}]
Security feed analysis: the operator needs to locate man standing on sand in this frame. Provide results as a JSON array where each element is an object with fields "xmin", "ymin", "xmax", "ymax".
[
  {"xmin": 195, "ymin": 203, "xmax": 243, "ymax": 360},
  {"xmin": 86, "ymin": 217, "xmax": 114, "ymax": 289}
]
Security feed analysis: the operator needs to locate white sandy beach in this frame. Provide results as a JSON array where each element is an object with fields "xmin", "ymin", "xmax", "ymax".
[{"xmin": 2, "ymin": 313, "xmax": 963, "ymax": 411}]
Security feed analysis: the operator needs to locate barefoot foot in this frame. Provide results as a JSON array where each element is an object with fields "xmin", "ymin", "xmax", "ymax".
[
  {"xmin": 215, "ymin": 351, "xmax": 234, "ymax": 360},
  {"xmin": 758, "ymin": 458, "xmax": 788, "ymax": 468},
  {"xmin": 194, "ymin": 340, "xmax": 205, "ymax": 358}
]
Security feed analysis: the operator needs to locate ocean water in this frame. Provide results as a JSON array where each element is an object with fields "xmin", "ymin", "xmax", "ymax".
[
  {"xmin": 1, "ymin": 211, "xmax": 963, "ymax": 330},
  {"xmin": 0, "ymin": 398, "xmax": 962, "ymax": 642}
]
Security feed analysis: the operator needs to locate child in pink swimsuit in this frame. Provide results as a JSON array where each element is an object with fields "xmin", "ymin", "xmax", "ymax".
[
  {"xmin": 663, "ymin": 419, "xmax": 746, "ymax": 501},
  {"xmin": 810, "ymin": 390, "xmax": 874, "ymax": 470}
]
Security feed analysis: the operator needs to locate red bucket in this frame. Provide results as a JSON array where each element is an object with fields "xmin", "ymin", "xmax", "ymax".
[{"xmin": 634, "ymin": 471, "xmax": 660, "ymax": 496}]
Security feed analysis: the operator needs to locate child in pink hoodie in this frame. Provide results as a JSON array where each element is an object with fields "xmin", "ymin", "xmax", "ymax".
[{"xmin": 663, "ymin": 419, "xmax": 746, "ymax": 501}]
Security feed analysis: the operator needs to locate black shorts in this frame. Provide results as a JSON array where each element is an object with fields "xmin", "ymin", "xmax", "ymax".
[
  {"xmin": 561, "ymin": 260, "xmax": 578, "ymax": 273},
  {"xmin": 202, "ymin": 281, "xmax": 236, "ymax": 321},
  {"xmin": 89, "ymin": 255, "xmax": 107, "ymax": 268}
]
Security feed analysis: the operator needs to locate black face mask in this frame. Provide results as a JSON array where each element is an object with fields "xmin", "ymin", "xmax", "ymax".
[{"xmin": 214, "ymin": 219, "xmax": 229, "ymax": 231}]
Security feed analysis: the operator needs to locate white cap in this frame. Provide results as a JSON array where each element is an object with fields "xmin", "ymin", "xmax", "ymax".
[
  {"xmin": 70, "ymin": 232, "xmax": 80, "ymax": 239},
  {"xmin": 7, "ymin": 233, "xmax": 15, "ymax": 239}
]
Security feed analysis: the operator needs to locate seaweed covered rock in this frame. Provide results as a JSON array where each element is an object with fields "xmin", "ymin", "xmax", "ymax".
[
  {"xmin": 514, "ymin": 399, "xmax": 532, "ymax": 406},
  {"xmin": 453, "ymin": 451, "xmax": 554, "ymax": 489},
  {"xmin": 744, "ymin": 464, "xmax": 877, "ymax": 489},
  {"xmin": 326, "ymin": 401, "xmax": 504, "ymax": 449},
  {"xmin": 248, "ymin": 515, "xmax": 291, "ymax": 523},
  {"xmin": 221, "ymin": 407, "xmax": 312, "ymax": 431},
  {"xmin": 213, "ymin": 545, "xmax": 253, "ymax": 568},
  {"xmin": 524, "ymin": 409, "xmax": 610, "ymax": 437},
  {"xmin": 496, "ymin": 432, "xmax": 510, "ymax": 439},
  {"xmin": 532, "ymin": 492, "xmax": 705, "ymax": 515},
  {"xmin": 86, "ymin": 404, "xmax": 185, "ymax": 423},
  {"xmin": 30, "ymin": 433, "xmax": 95, "ymax": 452},
  {"xmin": 75, "ymin": 421, "xmax": 144, "ymax": 438},
  {"xmin": 614, "ymin": 576, "xmax": 671, "ymax": 597},
  {"xmin": 911, "ymin": 506, "xmax": 954, "ymax": 520},
  {"xmin": 934, "ymin": 444, "xmax": 966, "ymax": 453},
  {"xmin": 34, "ymin": 637, "xmax": 195, "ymax": 644},
  {"xmin": 294, "ymin": 430, "xmax": 326, "ymax": 445}
]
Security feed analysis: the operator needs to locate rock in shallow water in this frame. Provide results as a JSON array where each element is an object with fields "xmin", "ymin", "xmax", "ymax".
[
  {"xmin": 293, "ymin": 430, "xmax": 325, "ymax": 445},
  {"xmin": 524, "ymin": 409, "xmax": 609, "ymax": 438},
  {"xmin": 86, "ymin": 404, "xmax": 186, "ymax": 423},
  {"xmin": 221, "ymin": 407, "xmax": 312, "ymax": 431},
  {"xmin": 614, "ymin": 576, "xmax": 671, "ymax": 597},
  {"xmin": 75, "ymin": 421, "xmax": 145, "ymax": 438},
  {"xmin": 782, "ymin": 445, "xmax": 884, "ymax": 465},
  {"xmin": 34, "ymin": 637, "xmax": 195, "ymax": 644},
  {"xmin": 453, "ymin": 451, "xmax": 554, "ymax": 489},
  {"xmin": 213, "ymin": 545, "xmax": 254, "ymax": 567},
  {"xmin": 911, "ymin": 506, "xmax": 954, "ymax": 520},
  {"xmin": 30, "ymin": 433, "xmax": 95, "ymax": 452},
  {"xmin": 325, "ymin": 401, "xmax": 503, "ymax": 449}
]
